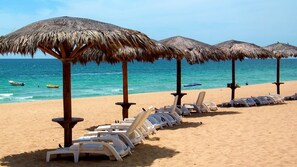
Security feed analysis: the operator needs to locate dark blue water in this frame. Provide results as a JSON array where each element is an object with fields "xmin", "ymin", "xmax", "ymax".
[{"xmin": 0, "ymin": 58, "xmax": 296, "ymax": 103}]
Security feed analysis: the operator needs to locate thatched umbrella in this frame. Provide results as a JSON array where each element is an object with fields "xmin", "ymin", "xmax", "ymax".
[
  {"xmin": 80, "ymin": 45, "xmax": 181, "ymax": 119},
  {"xmin": 215, "ymin": 40, "xmax": 273, "ymax": 100},
  {"xmin": 0, "ymin": 16, "xmax": 177, "ymax": 147},
  {"xmin": 264, "ymin": 42, "xmax": 297, "ymax": 94},
  {"xmin": 160, "ymin": 36, "xmax": 227, "ymax": 105}
]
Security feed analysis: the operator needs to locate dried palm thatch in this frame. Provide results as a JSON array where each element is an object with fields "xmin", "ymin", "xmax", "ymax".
[
  {"xmin": 0, "ymin": 16, "xmax": 179, "ymax": 63},
  {"xmin": 0, "ymin": 16, "xmax": 184, "ymax": 147},
  {"xmin": 264, "ymin": 42, "xmax": 297, "ymax": 94},
  {"xmin": 215, "ymin": 40, "xmax": 272, "ymax": 100},
  {"xmin": 75, "ymin": 41, "xmax": 184, "ymax": 119},
  {"xmin": 215, "ymin": 40, "xmax": 273, "ymax": 60},
  {"xmin": 159, "ymin": 36, "xmax": 226, "ymax": 105},
  {"xmin": 264, "ymin": 42, "xmax": 297, "ymax": 58},
  {"xmin": 75, "ymin": 41, "xmax": 184, "ymax": 64},
  {"xmin": 160, "ymin": 36, "xmax": 227, "ymax": 64}
]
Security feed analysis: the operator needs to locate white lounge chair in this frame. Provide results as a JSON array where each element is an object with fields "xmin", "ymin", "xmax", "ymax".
[
  {"xmin": 147, "ymin": 116, "xmax": 164, "ymax": 129},
  {"xmin": 46, "ymin": 135, "xmax": 131, "ymax": 162},
  {"xmin": 151, "ymin": 112, "xmax": 177, "ymax": 126},
  {"xmin": 284, "ymin": 93, "xmax": 297, "ymax": 100},
  {"xmin": 183, "ymin": 91, "xmax": 211, "ymax": 113},
  {"xmin": 148, "ymin": 114, "xmax": 168, "ymax": 128},
  {"xmin": 155, "ymin": 96, "xmax": 182, "ymax": 124},
  {"xmin": 74, "ymin": 107, "xmax": 154, "ymax": 146},
  {"xmin": 257, "ymin": 96, "xmax": 275, "ymax": 105},
  {"xmin": 179, "ymin": 105, "xmax": 191, "ymax": 116},
  {"xmin": 120, "ymin": 117, "xmax": 157, "ymax": 137},
  {"xmin": 95, "ymin": 107, "xmax": 156, "ymax": 137},
  {"xmin": 231, "ymin": 98, "xmax": 249, "ymax": 107},
  {"xmin": 268, "ymin": 94, "xmax": 285, "ymax": 104}
]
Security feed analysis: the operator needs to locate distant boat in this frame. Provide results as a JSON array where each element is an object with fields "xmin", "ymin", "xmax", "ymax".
[
  {"xmin": 183, "ymin": 83, "xmax": 202, "ymax": 87},
  {"xmin": 9, "ymin": 80, "xmax": 25, "ymax": 86},
  {"xmin": 47, "ymin": 84, "xmax": 59, "ymax": 88}
]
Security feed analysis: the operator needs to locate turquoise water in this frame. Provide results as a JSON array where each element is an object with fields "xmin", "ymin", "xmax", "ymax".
[{"xmin": 0, "ymin": 58, "xmax": 296, "ymax": 103}]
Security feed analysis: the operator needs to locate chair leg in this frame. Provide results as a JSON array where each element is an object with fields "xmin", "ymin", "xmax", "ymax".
[
  {"xmin": 46, "ymin": 149, "xmax": 78, "ymax": 163},
  {"xmin": 73, "ymin": 152, "xmax": 79, "ymax": 163},
  {"xmin": 46, "ymin": 153, "xmax": 51, "ymax": 162},
  {"xmin": 109, "ymin": 155, "xmax": 116, "ymax": 160}
]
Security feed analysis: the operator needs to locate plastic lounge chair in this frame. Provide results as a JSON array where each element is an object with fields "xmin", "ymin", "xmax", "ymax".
[
  {"xmin": 183, "ymin": 91, "xmax": 210, "ymax": 113},
  {"xmin": 155, "ymin": 96, "xmax": 182, "ymax": 124},
  {"xmin": 156, "ymin": 108, "xmax": 182, "ymax": 124},
  {"xmin": 251, "ymin": 96, "xmax": 268, "ymax": 105},
  {"xmin": 217, "ymin": 102, "xmax": 232, "ymax": 107},
  {"xmin": 268, "ymin": 94, "xmax": 285, "ymax": 103},
  {"xmin": 257, "ymin": 96, "xmax": 275, "ymax": 105},
  {"xmin": 121, "ymin": 118, "xmax": 157, "ymax": 136},
  {"xmin": 236, "ymin": 98, "xmax": 257, "ymax": 107},
  {"xmin": 75, "ymin": 107, "xmax": 154, "ymax": 146},
  {"xmin": 47, "ymin": 136, "xmax": 131, "ymax": 162},
  {"xmin": 46, "ymin": 147, "xmax": 79, "ymax": 163},
  {"xmin": 231, "ymin": 98, "xmax": 249, "ymax": 107},
  {"xmin": 98, "ymin": 108, "xmax": 157, "ymax": 137},
  {"xmin": 246, "ymin": 98, "xmax": 257, "ymax": 106},
  {"xmin": 179, "ymin": 105, "xmax": 191, "ymax": 116},
  {"xmin": 156, "ymin": 112, "xmax": 178, "ymax": 126},
  {"xmin": 284, "ymin": 93, "xmax": 297, "ymax": 100},
  {"xmin": 147, "ymin": 116, "xmax": 163, "ymax": 129},
  {"xmin": 148, "ymin": 114, "xmax": 168, "ymax": 128},
  {"xmin": 251, "ymin": 97, "xmax": 263, "ymax": 105},
  {"xmin": 265, "ymin": 96, "xmax": 277, "ymax": 104},
  {"xmin": 204, "ymin": 102, "xmax": 219, "ymax": 111}
]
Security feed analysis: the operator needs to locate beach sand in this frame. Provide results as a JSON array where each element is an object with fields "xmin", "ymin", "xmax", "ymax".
[{"xmin": 1, "ymin": 81, "xmax": 297, "ymax": 167}]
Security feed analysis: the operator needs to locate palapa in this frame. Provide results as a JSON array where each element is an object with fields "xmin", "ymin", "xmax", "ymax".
[
  {"xmin": 79, "ymin": 44, "xmax": 183, "ymax": 119},
  {"xmin": 0, "ymin": 16, "xmax": 179, "ymax": 147},
  {"xmin": 160, "ymin": 36, "xmax": 226, "ymax": 64},
  {"xmin": 264, "ymin": 42, "xmax": 297, "ymax": 58},
  {"xmin": 160, "ymin": 36, "xmax": 226, "ymax": 105},
  {"xmin": 264, "ymin": 42, "xmax": 297, "ymax": 94},
  {"xmin": 216, "ymin": 40, "xmax": 273, "ymax": 100}
]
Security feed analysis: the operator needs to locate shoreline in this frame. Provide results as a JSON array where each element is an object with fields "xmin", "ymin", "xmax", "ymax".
[
  {"xmin": 1, "ymin": 81, "xmax": 297, "ymax": 166},
  {"xmin": 1, "ymin": 80, "xmax": 297, "ymax": 105}
]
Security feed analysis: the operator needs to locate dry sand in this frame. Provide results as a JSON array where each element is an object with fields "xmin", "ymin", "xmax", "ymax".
[{"xmin": 1, "ymin": 81, "xmax": 297, "ymax": 167}]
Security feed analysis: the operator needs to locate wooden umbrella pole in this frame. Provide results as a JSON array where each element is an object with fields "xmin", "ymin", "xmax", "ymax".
[
  {"xmin": 176, "ymin": 59, "xmax": 182, "ymax": 105},
  {"xmin": 62, "ymin": 60, "xmax": 72, "ymax": 147},
  {"xmin": 231, "ymin": 59, "xmax": 236, "ymax": 100},
  {"xmin": 276, "ymin": 58, "xmax": 281, "ymax": 94},
  {"xmin": 116, "ymin": 61, "xmax": 136, "ymax": 120},
  {"xmin": 63, "ymin": 61, "xmax": 72, "ymax": 119},
  {"xmin": 122, "ymin": 62, "xmax": 129, "ymax": 118}
]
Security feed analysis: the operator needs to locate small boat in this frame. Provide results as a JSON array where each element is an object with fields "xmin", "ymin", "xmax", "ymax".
[
  {"xmin": 47, "ymin": 84, "xmax": 59, "ymax": 88},
  {"xmin": 183, "ymin": 83, "xmax": 202, "ymax": 87},
  {"xmin": 9, "ymin": 80, "xmax": 25, "ymax": 86}
]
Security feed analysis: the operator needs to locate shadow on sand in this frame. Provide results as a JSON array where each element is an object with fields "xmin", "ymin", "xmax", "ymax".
[
  {"xmin": 187, "ymin": 111, "xmax": 240, "ymax": 117},
  {"xmin": 84, "ymin": 111, "xmax": 240, "ymax": 132},
  {"xmin": 0, "ymin": 144, "xmax": 179, "ymax": 167}
]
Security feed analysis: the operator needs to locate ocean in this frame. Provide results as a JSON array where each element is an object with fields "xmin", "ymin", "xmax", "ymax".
[{"xmin": 0, "ymin": 58, "xmax": 296, "ymax": 104}]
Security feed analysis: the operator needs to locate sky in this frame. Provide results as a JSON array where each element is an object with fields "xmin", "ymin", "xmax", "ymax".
[{"xmin": 0, "ymin": 0, "xmax": 296, "ymax": 58}]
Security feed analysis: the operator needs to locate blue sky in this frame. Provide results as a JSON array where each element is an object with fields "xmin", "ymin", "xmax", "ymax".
[{"xmin": 0, "ymin": 0, "xmax": 296, "ymax": 58}]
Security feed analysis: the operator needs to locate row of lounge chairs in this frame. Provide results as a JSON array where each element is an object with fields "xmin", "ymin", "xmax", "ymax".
[
  {"xmin": 284, "ymin": 93, "xmax": 297, "ymax": 100},
  {"xmin": 47, "ymin": 93, "xmax": 209, "ymax": 163},
  {"xmin": 219, "ymin": 94, "xmax": 285, "ymax": 107},
  {"xmin": 183, "ymin": 91, "xmax": 218, "ymax": 113},
  {"xmin": 46, "ymin": 91, "xmax": 218, "ymax": 163}
]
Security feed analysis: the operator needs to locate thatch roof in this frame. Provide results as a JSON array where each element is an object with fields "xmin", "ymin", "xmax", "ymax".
[
  {"xmin": 264, "ymin": 42, "xmax": 297, "ymax": 58},
  {"xmin": 0, "ymin": 16, "xmax": 181, "ymax": 63},
  {"xmin": 159, "ymin": 36, "xmax": 227, "ymax": 64},
  {"xmin": 215, "ymin": 40, "xmax": 273, "ymax": 60},
  {"xmin": 75, "ymin": 42, "xmax": 183, "ymax": 64}
]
